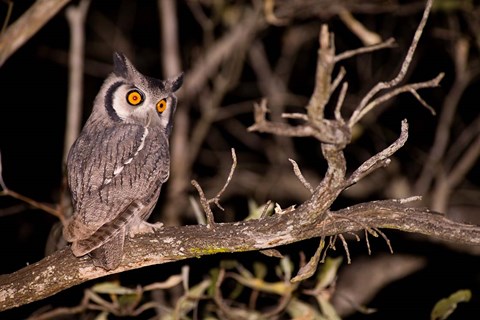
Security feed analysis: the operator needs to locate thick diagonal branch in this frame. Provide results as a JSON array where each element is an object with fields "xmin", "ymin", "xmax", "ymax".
[{"xmin": 1, "ymin": 199, "xmax": 479, "ymax": 312}]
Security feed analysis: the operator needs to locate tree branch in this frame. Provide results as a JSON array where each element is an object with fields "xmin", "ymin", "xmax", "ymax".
[
  {"xmin": 1, "ymin": 199, "xmax": 478, "ymax": 312},
  {"xmin": 0, "ymin": 0, "xmax": 71, "ymax": 66}
]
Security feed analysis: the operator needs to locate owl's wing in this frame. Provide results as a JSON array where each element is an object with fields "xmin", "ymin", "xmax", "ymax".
[{"xmin": 63, "ymin": 123, "xmax": 169, "ymax": 247}]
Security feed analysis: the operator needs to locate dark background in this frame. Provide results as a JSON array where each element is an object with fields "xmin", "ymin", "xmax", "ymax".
[{"xmin": 0, "ymin": 0, "xmax": 479, "ymax": 319}]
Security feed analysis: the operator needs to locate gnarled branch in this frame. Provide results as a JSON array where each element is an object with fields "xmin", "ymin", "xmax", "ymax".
[{"xmin": 1, "ymin": 199, "xmax": 479, "ymax": 312}]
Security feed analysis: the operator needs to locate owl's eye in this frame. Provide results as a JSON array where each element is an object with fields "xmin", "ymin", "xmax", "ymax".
[
  {"xmin": 126, "ymin": 90, "xmax": 144, "ymax": 106},
  {"xmin": 156, "ymin": 99, "xmax": 167, "ymax": 113}
]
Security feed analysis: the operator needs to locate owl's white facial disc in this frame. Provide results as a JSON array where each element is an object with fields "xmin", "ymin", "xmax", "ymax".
[{"xmin": 105, "ymin": 81, "xmax": 174, "ymax": 128}]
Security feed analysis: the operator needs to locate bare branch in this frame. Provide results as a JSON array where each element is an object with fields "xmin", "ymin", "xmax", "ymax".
[
  {"xmin": 338, "ymin": 9, "xmax": 382, "ymax": 46},
  {"xmin": 191, "ymin": 180, "xmax": 215, "ymax": 227},
  {"xmin": 2, "ymin": 199, "xmax": 479, "ymax": 311},
  {"xmin": 334, "ymin": 38, "xmax": 396, "ymax": 63},
  {"xmin": 248, "ymin": 99, "xmax": 348, "ymax": 144},
  {"xmin": 338, "ymin": 234, "xmax": 351, "ymax": 264},
  {"xmin": 409, "ymin": 88, "xmax": 436, "ymax": 115},
  {"xmin": 349, "ymin": 0, "xmax": 435, "ymax": 126},
  {"xmin": 306, "ymin": 24, "xmax": 334, "ymax": 122},
  {"xmin": 351, "ymin": 73, "xmax": 444, "ymax": 125},
  {"xmin": 0, "ymin": 0, "xmax": 71, "ymax": 66},
  {"xmin": 288, "ymin": 159, "xmax": 314, "ymax": 194},
  {"xmin": 346, "ymin": 120, "xmax": 409, "ymax": 188},
  {"xmin": 207, "ymin": 148, "xmax": 237, "ymax": 210},
  {"xmin": 374, "ymin": 228, "xmax": 394, "ymax": 254},
  {"xmin": 260, "ymin": 200, "xmax": 273, "ymax": 219},
  {"xmin": 330, "ymin": 67, "xmax": 346, "ymax": 94},
  {"xmin": 190, "ymin": 149, "xmax": 237, "ymax": 224},
  {"xmin": 334, "ymin": 82, "xmax": 348, "ymax": 122}
]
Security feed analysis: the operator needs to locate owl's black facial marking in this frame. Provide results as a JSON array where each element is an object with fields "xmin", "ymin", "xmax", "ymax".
[{"xmin": 105, "ymin": 81, "xmax": 124, "ymax": 122}]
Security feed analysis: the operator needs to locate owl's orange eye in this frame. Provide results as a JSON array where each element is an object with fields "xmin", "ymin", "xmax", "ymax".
[
  {"xmin": 126, "ymin": 90, "xmax": 143, "ymax": 106},
  {"xmin": 156, "ymin": 99, "xmax": 167, "ymax": 113}
]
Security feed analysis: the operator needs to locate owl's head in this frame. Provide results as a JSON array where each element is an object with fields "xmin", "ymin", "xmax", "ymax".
[{"xmin": 92, "ymin": 52, "xmax": 183, "ymax": 135}]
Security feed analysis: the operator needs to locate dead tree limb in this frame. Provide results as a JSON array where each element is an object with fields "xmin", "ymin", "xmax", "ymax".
[{"xmin": 1, "ymin": 199, "xmax": 479, "ymax": 312}]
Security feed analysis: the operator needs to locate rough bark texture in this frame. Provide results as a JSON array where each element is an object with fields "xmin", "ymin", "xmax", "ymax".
[{"xmin": 1, "ymin": 199, "xmax": 479, "ymax": 312}]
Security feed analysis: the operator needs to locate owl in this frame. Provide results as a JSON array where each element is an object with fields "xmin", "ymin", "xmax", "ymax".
[{"xmin": 63, "ymin": 52, "xmax": 183, "ymax": 270}]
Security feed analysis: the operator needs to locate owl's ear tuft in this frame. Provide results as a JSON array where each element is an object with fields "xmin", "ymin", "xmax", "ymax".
[
  {"xmin": 169, "ymin": 72, "xmax": 184, "ymax": 92},
  {"xmin": 113, "ymin": 52, "xmax": 138, "ymax": 79},
  {"xmin": 113, "ymin": 52, "xmax": 128, "ymax": 78}
]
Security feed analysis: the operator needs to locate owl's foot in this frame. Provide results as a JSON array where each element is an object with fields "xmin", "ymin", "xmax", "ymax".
[{"xmin": 128, "ymin": 221, "xmax": 164, "ymax": 237}]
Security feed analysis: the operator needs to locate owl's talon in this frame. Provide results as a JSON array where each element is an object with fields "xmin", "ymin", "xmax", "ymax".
[{"xmin": 129, "ymin": 221, "xmax": 164, "ymax": 237}]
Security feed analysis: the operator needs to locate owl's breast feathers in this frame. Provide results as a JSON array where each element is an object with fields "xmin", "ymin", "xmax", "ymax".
[{"xmin": 63, "ymin": 122, "xmax": 169, "ymax": 249}]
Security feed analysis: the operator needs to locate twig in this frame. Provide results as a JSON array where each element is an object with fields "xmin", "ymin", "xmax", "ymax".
[
  {"xmin": 351, "ymin": 72, "xmax": 444, "ymax": 127},
  {"xmin": 264, "ymin": 0, "xmax": 289, "ymax": 26},
  {"xmin": 189, "ymin": 195, "xmax": 206, "ymax": 225},
  {"xmin": 191, "ymin": 149, "xmax": 238, "ymax": 225},
  {"xmin": 260, "ymin": 200, "xmax": 273, "ymax": 218},
  {"xmin": 373, "ymin": 228, "xmax": 393, "ymax": 254},
  {"xmin": 338, "ymin": 9, "xmax": 382, "ymax": 46},
  {"xmin": 191, "ymin": 180, "xmax": 215, "ymax": 227},
  {"xmin": 1, "ymin": 0, "xmax": 13, "ymax": 34},
  {"xmin": 207, "ymin": 148, "xmax": 237, "ymax": 211},
  {"xmin": 330, "ymin": 67, "xmax": 346, "ymax": 94},
  {"xmin": 334, "ymin": 38, "xmax": 396, "ymax": 63},
  {"xmin": 306, "ymin": 24, "xmax": 334, "ymax": 122},
  {"xmin": 349, "ymin": 0, "xmax": 435, "ymax": 126},
  {"xmin": 248, "ymin": 99, "xmax": 347, "ymax": 144},
  {"xmin": 346, "ymin": 120, "xmax": 409, "ymax": 187},
  {"xmin": 0, "ymin": 189, "xmax": 62, "ymax": 220},
  {"xmin": 338, "ymin": 234, "xmax": 351, "ymax": 264},
  {"xmin": 281, "ymin": 113, "xmax": 309, "ymax": 121},
  {"xmin": 364, "ymin": 229, "xmax": 372, "ymax": 255},
  {"xmin": 288, "ymin": 159, "xmax": 314, "ymax": 194},
  {"xmin": 334, "ymin": 82, "xmax": 348, "ymax": 122},
  {"xmin": 408, "ymin": 88, "xmax": 436, "ymax": 115}
]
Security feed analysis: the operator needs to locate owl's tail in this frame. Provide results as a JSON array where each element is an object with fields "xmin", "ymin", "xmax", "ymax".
[{"xmin": 90, "ymin": 230, "xmax": 125, "ymax": 270}]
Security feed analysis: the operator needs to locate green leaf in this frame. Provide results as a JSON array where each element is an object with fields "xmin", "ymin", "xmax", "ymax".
[
  {"xmin": 431, "ymin": 289, "xmax": 471, "ymax": 320},
  {"xmin": 315, "ymin": 257, "xmax": 343, "ymax": 291}
]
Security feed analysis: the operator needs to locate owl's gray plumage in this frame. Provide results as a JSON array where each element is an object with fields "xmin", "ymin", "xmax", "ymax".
[{"xmin": 63, "ymin": 52, "xmax": 183, "ymax": 270}]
